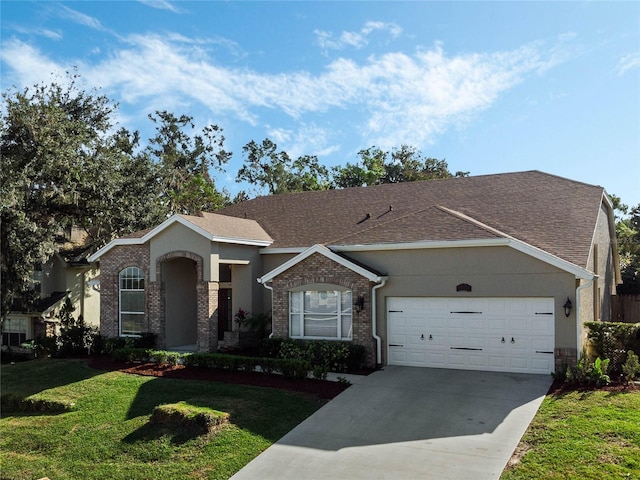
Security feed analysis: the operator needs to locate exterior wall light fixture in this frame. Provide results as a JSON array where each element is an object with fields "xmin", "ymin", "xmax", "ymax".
[
  {"xmin": 355, "ymin": 295, "xmax": 365, "ymax": 313},
  {"xmin": 563, "ymin": 297, "xmax": 573, "ymax": 317}
]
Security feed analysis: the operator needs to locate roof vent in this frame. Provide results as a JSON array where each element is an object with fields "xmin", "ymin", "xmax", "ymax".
[{"xmin": 357, "ymin": 213, "xmax": 371, "ymax": 224}]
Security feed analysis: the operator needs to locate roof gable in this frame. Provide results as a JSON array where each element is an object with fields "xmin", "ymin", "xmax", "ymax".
[
  {"xmin": 258, "ymin": 244, "xmax": 386, "ymax": 284},
  {"xmin": 89, "ymin": 212, "xmax": 272, "ymax": 262}
]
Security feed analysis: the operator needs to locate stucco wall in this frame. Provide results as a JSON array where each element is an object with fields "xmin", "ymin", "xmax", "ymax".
[
  {"xmin": 260, "ymin": 245, "xmax": 580, "ymax": 367},
  {"xmin": 163, "ymin": 257, "xmax": 198, "ymax": 347},
  {"xmin": 151, "ymin": 223, "xmax": 212, "ymax": 281}
]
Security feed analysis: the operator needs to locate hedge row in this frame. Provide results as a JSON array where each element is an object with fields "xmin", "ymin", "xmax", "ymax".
[
  {"xmin": 585, "ymin": 321, "xmax": 640, "ymax": 374},
  {"xmin": 111, "ymin": 348, "xmax": 311, "ymax": 379},
  {"xmin": 260, "ymin": 338, "xmax": 367, "ymax": 375}
]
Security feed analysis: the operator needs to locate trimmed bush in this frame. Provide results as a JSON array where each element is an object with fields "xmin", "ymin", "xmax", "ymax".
[
  {"xmin": 102, "ymin": 333, "xmax": 157, "ymax": 354},
  {"xmin": 111, "ymin": 347, "xmax": 151, "ymax": 363},
  {"xmin": 150, "ymin": 402, "xmax": 229, "ymax": 434},
  {"xmin": 261, "ymin": 338, "xmax": 366, "ymax": 373},
  {"xmin": 115, "ymin": 349, "xmax": 312, "ymax": 379},
  {"xmin": 585, "ymin": 322, "xmax": 640, "ymax": 373}
]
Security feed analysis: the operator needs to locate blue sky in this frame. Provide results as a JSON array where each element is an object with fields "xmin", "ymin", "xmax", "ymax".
[{"xmin": 2, "ymin": 1, "xmax": 639, "ymax": 207}]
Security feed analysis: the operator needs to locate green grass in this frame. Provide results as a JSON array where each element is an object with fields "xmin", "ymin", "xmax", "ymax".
[
  {"xmin": 501, "ymin": 388, "xmax": 640, "ymax": 479},
  {"xmin": 0, "ymin": 358, "xmax": 324, "ymax": 480}
]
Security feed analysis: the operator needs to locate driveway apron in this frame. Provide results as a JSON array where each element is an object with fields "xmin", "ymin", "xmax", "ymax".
[{"xmin": 231, "ymin": 366, "xmax": 552, "ymax": 480}]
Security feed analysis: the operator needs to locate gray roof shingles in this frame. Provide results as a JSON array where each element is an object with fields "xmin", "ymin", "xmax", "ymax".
[{"xmin": 219, "ymin": 171, "xmax": 606, "ymax": 268}]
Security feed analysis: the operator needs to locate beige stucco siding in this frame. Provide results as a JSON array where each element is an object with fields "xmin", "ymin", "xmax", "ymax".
[
  {"xmin": 260, "ymin": 245, "xmax": 582, "ymax": 365},
  {"xmin": 65, "ymin": 266, "xmax": 101, "ymax": 327},
  {"xmin": 345, "ymin": 246, "xmax": 577, "ymax": 363},
  {"xmin": 217, "ymin": 243, "xmax": 264, "ymax": 317},
  {"xmin": 150, "ymin": 223, "xmax": 212, "ymax": 281},
  {"xmin": 588, "ymin": 203, "xmax": 617, "ymax": 321}
]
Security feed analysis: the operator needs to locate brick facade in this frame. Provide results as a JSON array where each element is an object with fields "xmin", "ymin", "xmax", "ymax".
[
  {"xmin": 269, "ymin": 253, "xmax": 376, "ymax": 367},
  {"xmin": 99, "ymin": 245, "xmax": 219, "ymax": 352},
  {"xmin": 555, "ymin": 347, "xmax": 578, "ymax": 373},
  {"xmin": 99, "ymin": 244, "xmax": 151, "ymax": 339}
]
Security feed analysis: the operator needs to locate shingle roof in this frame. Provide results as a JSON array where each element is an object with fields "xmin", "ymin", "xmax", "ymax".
[
  {"xmin": 219, "ymin": 171, "xmax": 606, "ymax": 268},
  {"xmin": 180, "ymin": 212, "xmax": 273, "ymax": 243}
]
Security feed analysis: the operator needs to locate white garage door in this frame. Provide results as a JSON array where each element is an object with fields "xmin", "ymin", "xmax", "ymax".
[{"xmin": 387, "ymin": 297, "xmax": 555, "ymax": 374}]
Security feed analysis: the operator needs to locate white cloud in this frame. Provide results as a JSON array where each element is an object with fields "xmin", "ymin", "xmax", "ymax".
[
  {"xmin": 59, "ymin": 5, "xmax": 107, "ymax": 31},
  {"xmin": 1, "ymin": 34, "xmax": 564, "ymax": 155},
  {"xmin": 12, "ymin": 26, "xmax": 62, "ymax": 40},
  {"xmin": 138, "ymin": 0, "xmax": 183, "ymax": 13},
  {"xmin": 315, "ymin": 21, "xmax": 403, "ymax": 51},
  {"xmin": 616, "ymin": 53, "xmax": 640, "ymax": 76},
  {"xmin": 0, "ymin": 39, "xmax": 67, "ymax": 89},
  {"xmin": 267, "ymin": 124, "xmax": 340, "ymax": 159}
]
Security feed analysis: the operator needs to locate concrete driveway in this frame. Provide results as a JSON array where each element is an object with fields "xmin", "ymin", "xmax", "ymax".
[{"xmin": 232, "ymin": 366, "xmax": 552, "ymax": 480}]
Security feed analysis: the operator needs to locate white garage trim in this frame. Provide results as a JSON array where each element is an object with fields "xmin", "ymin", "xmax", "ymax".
[{"xmin": 387, "ymin": 297, "xmax": 555, "ymax": 374}]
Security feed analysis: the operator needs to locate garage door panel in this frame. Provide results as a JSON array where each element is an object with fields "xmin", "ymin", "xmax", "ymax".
[{"xmin": 388, "ymin": 297, "xmax": 555, "ymax": 374}]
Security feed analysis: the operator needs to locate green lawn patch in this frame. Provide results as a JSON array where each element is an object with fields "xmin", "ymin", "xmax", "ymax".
[
  {"xmin": 502, "ymin": 388, "xmax": 640, "ymax": 479},
  {"xmin": 0, "ymin": 358, "xmax": 324, "ymax": 480}
]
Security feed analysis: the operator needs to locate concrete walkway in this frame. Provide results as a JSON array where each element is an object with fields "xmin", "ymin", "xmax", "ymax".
[{"xmin": 232, "ymin": 366, "xmax": 552, "ymax": 480}]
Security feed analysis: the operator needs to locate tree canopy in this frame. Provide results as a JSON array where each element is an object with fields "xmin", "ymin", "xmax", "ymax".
[
  {"xmin": 612, "ymin": 197, "xmax": 640, "ymax": 294},
  {"xmin": 237, "ymin": 138, "xmax": 331, "ymax": 196},
  {"xmin": 0, "ymin": 76, "xmax": 234, "ymax": 316},
  {"xmin": 2, "ymin": 74, "xmax": 474, "ymax": 317},
  {"xmin": 332, "ymin": 145, "xmax": 469, "ymax": 188}
]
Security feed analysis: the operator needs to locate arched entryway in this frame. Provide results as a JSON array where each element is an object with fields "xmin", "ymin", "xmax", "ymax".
[{"xmin": 162, "ymin": 256, "xmax": 198, "ymax": 349}]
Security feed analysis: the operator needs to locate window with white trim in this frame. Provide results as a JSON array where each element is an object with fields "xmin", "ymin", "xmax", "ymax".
[
  {"xmin": 289, "ymin": 290, "xmax": 352, "ymax": 340},
  {"xmin": 2, "ymin": 317, "xmax": 28, "ymax": 346},
  {"xmin": 119, "ymin": 267, "xmax": 145, "ymax": 336}
]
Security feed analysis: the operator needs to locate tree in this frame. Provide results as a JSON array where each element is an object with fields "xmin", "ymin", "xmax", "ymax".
[
  {"xmin": 145, "ymin": 111, "xmax": 231, "ymax": 214},
  {"xmin": 237, "ymin": 139, "xmax": 331, "ymax": 195},
  {"xmin": 332, "ymin": 145, "xmax": 468, "ymax": 188},
  {"xmin": 0, "ymin": 75, "xmax": 163, "ymax": 318},
  {"xmin": 614, "ymin": 198, "xmax": 640, "ymax": 294}
]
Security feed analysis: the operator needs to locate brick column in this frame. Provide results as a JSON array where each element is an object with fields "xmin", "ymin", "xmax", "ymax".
[
  {"xmin": 197, "ymin": 281, "xmax": 219, "ymax": 352},
  {"xmin": 148, "ymin": 280, "xmax": 165, "ymax": 348}
]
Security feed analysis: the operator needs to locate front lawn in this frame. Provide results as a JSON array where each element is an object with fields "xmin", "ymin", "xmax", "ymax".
[
  {"xmin": 0, "ymin": 358, "xmax": 324, "ymax": 480},
  {"xmin": 501, "ymin": 387, "xmax": 640, "ymax": 479}
]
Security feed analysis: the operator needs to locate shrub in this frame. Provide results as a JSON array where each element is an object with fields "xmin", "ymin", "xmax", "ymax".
[
  {"xmin": 622, "ymin": 350, "xmax": 640, "ymax": 383},
  {"xmin": 565, "ymin": 352, "xmax": 611, "ymax": 387},
  {"xmin": 111, "ymin": 348, "xmax": 151, "ymax": 363},
  {"xmin": 102, "ymin": 333, "xmax": 157, "ymax": 354},
  {"xmin": 261, "ymin": 338, "xmax": 366, "ymax": 373},
  {"xmin": 57, "ymin": 298, "xmax": 98, "ymax": 356},
  {"xmin": 111, "ymin": 349, "xmax": 311, "ymax": 379},
  {"xmin": 585, "ymin": 322, "xmax": 640, "ymax": 373}
]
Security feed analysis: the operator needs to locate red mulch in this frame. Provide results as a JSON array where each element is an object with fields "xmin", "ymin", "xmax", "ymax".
[
  {"xmin": 547, "ymin": 378, "xmax": 640, "ymax": 396},
  {"xmin": 89, "ymin": 357, "xmax": 350, "ymax": 400}
]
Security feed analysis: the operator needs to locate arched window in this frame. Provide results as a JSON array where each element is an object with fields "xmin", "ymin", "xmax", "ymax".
[{"xmin": 119, "ymin": 267, "xmax": 145, "ymax": 336}]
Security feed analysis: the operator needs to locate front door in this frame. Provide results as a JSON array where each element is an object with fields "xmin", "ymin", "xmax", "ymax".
[{"xmin": 218, "ymin": 288, "xmax": 232, "ymax": 340}]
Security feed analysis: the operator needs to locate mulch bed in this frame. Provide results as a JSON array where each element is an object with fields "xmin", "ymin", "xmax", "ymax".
[
  {"xmin": 547, "ymin": 378, "xmax": 640, "ymax": 396},
  {"xmin": 89, "ymin": 357, "xmax": 350, "ymax": 400}
]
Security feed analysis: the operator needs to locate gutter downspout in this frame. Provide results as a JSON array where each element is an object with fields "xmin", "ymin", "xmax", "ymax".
[
  {"xmin": 258, "ymin": 279, "xmax": 275, "ymax": 339},
  {"xmin": 371, "ymin": 279, "xmax": 387, "ymax": 366},
  {"xmin": 575, "ymin": 275, "xmax": 597, "ymax": 361}
]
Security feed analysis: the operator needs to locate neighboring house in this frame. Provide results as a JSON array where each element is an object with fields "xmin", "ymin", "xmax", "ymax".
[
  {"xmin": 1, "ymin": 226, "xmax": 100, "ymax": 349},
  {"xmin": 89, "ymin": 171, "xmax": 621, "ymax": 374}
]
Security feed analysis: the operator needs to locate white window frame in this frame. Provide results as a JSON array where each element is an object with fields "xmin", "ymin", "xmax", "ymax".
[
  {"xmin": 289, "ymin": 290, "xmax": 353, "ymax": 341},
  {"xmin": 119, "ymin": 267, "xmax": 145, "ymax": 337},
  {"xmin": 2, "ymin": 317, "xmax": 28, "ymax": 346}
]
